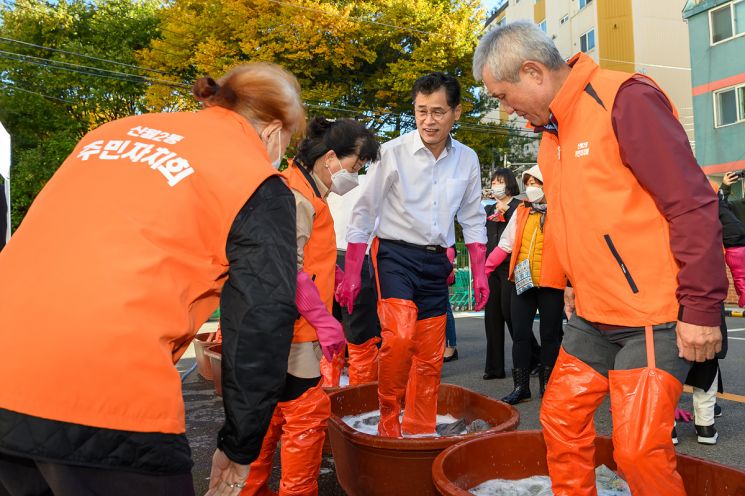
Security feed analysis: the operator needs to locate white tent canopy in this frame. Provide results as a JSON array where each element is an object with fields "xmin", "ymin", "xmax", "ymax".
[{"xmin": 0, "ymin": 122, "xmax": 9, "ymax": 244}]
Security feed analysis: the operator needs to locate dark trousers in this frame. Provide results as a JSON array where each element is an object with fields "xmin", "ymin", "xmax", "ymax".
[
  {"xmin": 511, "ymin": 286, "xmax": 564, "ymax": 369},
  {"xmin": 483, "ymin": 265, "xmax": 514, "ymax": 375},
  {"xmin": 375, "ymin": 240, "xmax": 450, "ymax": 319},
  {"xmin": 334, "ymin": 251, "xmax": 381, "ymax": 345},
  {"xmin": 0, "ymin": 453, "xmax": 194, "ymax": 496}
]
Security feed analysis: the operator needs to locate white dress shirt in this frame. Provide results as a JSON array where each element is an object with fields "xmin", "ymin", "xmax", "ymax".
[{"xmin": 347, "ymin": 130, "xmax": 487, "ymax": 247}]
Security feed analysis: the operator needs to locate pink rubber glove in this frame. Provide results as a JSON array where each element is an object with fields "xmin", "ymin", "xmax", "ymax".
[
  {"xmin": 725, "ymin": 246, "xmax": 745, "ymax": 307},
  {"xmin": 674, "ymin": 407, "xmax": 693, "ymax": 423},
  {"xmin": 485, "ymin": 247, "xmax": 509, "ymax": 278},
  {"xmin": 334, "ymin": 265, "xmax": 344, "ymax": 293},
  {"xmin": 466, "ymin": 242, "xmax": 490, "ymax": 311},
  {"xmin": 335, "ymin": 242, "xmax": 367, "ymax": 313},
  {"xmin": 296, "ymin": 271, "xmax": 346, "ymax": 362},
  {"xmin": 446, "ymin": 247, "xmax": 456, "ymax": 285}
]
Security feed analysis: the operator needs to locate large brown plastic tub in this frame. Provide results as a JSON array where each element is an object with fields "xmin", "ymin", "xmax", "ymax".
[
  {"xmin": 204, "ymin": 344, "xmax": 222, "ymax": 397},
  {"xmin": 193, "ymin": 332, "xmax": 218, "ymax": 380},
  {"xmin": 432, "ymin": 430, "xmax": 745, "ymax": 495},
  {"xmin": 327, "ymin": 382, "xmax": 519, "ymax": 496}
]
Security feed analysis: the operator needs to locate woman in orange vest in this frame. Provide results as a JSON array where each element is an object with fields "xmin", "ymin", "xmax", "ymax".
[
  {"xmin": 242, "ymin": 117, "xmax": 380, "ymax": 496},
  {"xmin": 0, "ymin": 63, "xmax": 305, "ymax": 495},
  {"xmin": 485, "ymin": 164, "xmax": 566, "ymax": 405}
]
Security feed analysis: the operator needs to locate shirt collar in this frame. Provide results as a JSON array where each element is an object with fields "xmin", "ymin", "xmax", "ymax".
[
  {"xmin": 406, "ymin": 129, "xmax": 454, "ymax": 157},
  {"xmin": 310, "ymin": 170, "xmax": 330, "ymax": 198}
]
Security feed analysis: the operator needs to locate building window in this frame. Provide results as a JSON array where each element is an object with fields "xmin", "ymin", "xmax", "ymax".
[
  {"xmin": 538, "ymin": 19, "xmax": 547, "ymax": 32},
  {"xmin": 560, "ymin": 14, "xmax": 569, "ymax": 24},
  {"xmin": 580, "ymin": 29, "xmax": 596, "ymax": 52},
  {"xmin": 714, "ymin": 84, "xmax": 745, "ymax": 127},
  {"xmin": 579, "ymin": 0, "xmax": 593, "ymax": 9},
  {"xmin": 710, "ymin": 0, "xmax": 745, "ymax": 45}
]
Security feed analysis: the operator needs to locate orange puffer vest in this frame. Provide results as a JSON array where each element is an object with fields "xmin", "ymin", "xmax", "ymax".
[
  {"xmin": 539, "ymin": 52, "xmax": 679, "ymax": 326},
  {"xmin": 0, "ymin": 106, "xmax": 277, "ymax": 434},
  {"xmin": 509, "ymin": 203, "xmax": 566, "ymax": 290},
  {"xmin": 283, "ymin": 162, "xmax": 337, "ymax": 343}
]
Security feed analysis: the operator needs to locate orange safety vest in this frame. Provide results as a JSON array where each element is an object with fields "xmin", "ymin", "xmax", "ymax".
[
  {"xmin": 283, "ymin": 162, "xmax": 337, "ymax": 343},
  {"xmin": 0, "ymin": 106, "xmax": 277, "ymax": 434},
  {"xmin": 539, "ymin": 52, "xmax": 679, "ymax": 326},
  {"xmin": 509, "ymin": 203, "xmax": 566, "ymax": 290}
]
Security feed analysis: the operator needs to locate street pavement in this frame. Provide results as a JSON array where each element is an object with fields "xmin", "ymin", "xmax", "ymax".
[{"xmin": 180, "ymin": 315, "xmax": 745, "ymax": 494}]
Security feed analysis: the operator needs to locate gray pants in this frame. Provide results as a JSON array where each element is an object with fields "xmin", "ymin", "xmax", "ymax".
[{"xmin": 562, "ymin": 316, "xmax": 692, "ymax": 383}]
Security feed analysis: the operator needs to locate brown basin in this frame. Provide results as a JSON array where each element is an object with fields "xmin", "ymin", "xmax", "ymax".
[
  {"xmin": 327, "ymin": 382, "xmax": 519, "ymax": 496},
  {"xmin": 193, "ymin": 332, "xmax": 218, "ymax": 380},
  {"xmin": 432, "ymin": 430, "xmax": 745, "ymax": 495},
  {"xmin": 204, "ymin": 344, "xmax": 222, "ymax": 397}
]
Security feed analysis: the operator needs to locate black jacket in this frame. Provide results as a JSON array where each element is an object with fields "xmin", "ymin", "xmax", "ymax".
[
  {"xmin": 485, "ymin": 197, "xmax": 520, "ymax": 256},
  {"xmin": 0, "ymin": 176, "xmax": 297, "ymax": 473}
]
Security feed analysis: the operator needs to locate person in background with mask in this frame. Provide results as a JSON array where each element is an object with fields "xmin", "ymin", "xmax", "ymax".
[
  {"xmin": 485, "ymin": 165, "xmax": 566, "ymax": 404},
  {"xmin": 482, "ymin": 168, "xmax": 540, "ymax": 380},
  {"xmin": 242, "ymin": 117, "xmax": 380, "ymax": 496},
  {"xmin": 0, "ymin": 63, "xmax": 303, "ymax": 496},
  {"xmin": 337, "ymin": 72, "xmax": 489, "ymax": 438}
]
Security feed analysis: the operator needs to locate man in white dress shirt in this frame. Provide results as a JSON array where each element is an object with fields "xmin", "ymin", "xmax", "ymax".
[{"xmin": 336, "ymin": 73, "xmax": 489, "ymax": 437}]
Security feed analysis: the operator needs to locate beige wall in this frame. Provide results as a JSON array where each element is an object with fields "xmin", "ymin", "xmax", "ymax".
[
  {"xmin": 631, "ymin": 0, "xmax": 694, "ymax": 141},
  {"xmin": 487, "ymin": 0, "xmax": 694, "ymax": 141}
]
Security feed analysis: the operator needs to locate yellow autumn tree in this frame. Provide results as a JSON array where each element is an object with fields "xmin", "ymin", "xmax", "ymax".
[{"xmin": 139, "ymin": 0, "xmax": 535, "ymax": 169}]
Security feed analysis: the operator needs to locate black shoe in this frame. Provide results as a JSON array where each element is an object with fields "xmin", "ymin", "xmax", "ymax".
[
  {"xmin": 530, "ymin": 363, "xmax": 541, "ymax": 376},
  {"xmin": 443, "ymin": 348, "xmax": 458, "ymax": 362},
  {"xmin": 483, "ymin": 371, "xmax": 506, "ymax": 380},
  {"xmin": 695, "ymin": 424, "xmax": 718, "ymax": 445},
  {"xmin": 501, "ymin": 368, "xmax": 531, "ymax": 405},
  {"xmin": 714, "ymin": 404, "xmax": 722, "ymax": 417},
  {"xmin": 672, "ymin": 425, "xmax": 679, "ymax": 446}
]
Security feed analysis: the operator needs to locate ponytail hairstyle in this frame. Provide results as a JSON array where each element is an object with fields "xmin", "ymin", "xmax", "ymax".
[
  {"xmin": 294, "ymin": 117, "xmax": 380, "ymax": 172},
  {"xmin": 192, "ymin": 62, "xmax": 306, "ymax": 136}
]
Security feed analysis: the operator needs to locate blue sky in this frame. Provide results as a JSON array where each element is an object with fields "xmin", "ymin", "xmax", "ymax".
[{"xmin": 483, "ymin": 0, "xmax": 506, "ymax": 14}]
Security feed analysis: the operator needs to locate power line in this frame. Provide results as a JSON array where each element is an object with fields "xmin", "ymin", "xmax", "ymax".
[
  {"xmin": 0, "ymin": 49, "xmax": 185, "ymax": 87},
  {"xmin": 0, "ymin": 46, "xmax": 537, "ymax": 138},
  {"xmin": 0, "ymin": 81, "xmax": 74, "ymax": 104},
  {"xmin": 0, "ymin": 36, "xmax": 167, "ymax": 75}
]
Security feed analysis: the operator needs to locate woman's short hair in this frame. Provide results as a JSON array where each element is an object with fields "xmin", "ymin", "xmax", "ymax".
[
  {"xmin": 491, "ymin": 167, "xmax": 520, "ymax": 197},
  {"xmin": 294, "ymin": 117, "xmax": 380, "ymax": 172},
  {"xmin": 192, "ymin": 62, "xmax": 306, "ymax": 135},
  {"xmin": 473, "ymin": 20, "xmax": 564, "ymax": 83}
]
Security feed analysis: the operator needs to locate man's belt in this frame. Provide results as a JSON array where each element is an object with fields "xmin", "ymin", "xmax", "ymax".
[{"xmin": 381, "ymin": 238, "xmax": 446, "ymax": 254}]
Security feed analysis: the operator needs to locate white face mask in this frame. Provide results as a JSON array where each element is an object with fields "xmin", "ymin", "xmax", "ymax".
[
  {"xmin": 492, "ymin": 184, "xmax": 507, "ymax": 199},
  {"xmin": 330, "ymin": 168, "xmax": 359, "ymax": 196},
  {"xmin": 525, "ymin": 185, "xmax": 544, "ymax": 203},
  {"xmin": 270, "ymin": 129, "xmax": 282, "ymax": 170}
]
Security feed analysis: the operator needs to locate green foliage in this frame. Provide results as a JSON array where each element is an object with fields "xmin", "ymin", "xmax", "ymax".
[
  {"xmin": 0, "ymin": 0, "xmax": 162, "ymax": 230},
  {"xmin": 140, "ymin": 0, "xmax": 538, "ymax": 182}
]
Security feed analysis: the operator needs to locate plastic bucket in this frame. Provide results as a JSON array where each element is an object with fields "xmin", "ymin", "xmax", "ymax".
[
  {"xmin": 193, "ymin": 332, "xmax": 217, "ymax": 380},
  {"xmin": 327, "ymin": 382, "xmax": 519, "ymax": 496},
  {"xmin": 432, "ymin": 430, "xmax": 745, "ymax": 495},
  {"xmin": 204, "ymin": 344, "xmax": 222, "ymax": 397}
]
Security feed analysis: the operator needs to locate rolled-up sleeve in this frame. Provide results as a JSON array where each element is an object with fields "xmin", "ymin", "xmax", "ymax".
[
  {"xmin": 612, "ymin": 80, "xmax": 727, "ymax": 327},
  {"xmin": 347, "ymin": 157, "xmax": 393, "ymax": 244},
  {"xmin": 457, "ymin": 152, "xmax": 488, "ymax": 244}
]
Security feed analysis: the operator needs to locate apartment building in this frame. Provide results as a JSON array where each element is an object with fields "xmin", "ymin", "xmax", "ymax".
[
  {"xmin": 485, "ymin": 0, "xmax": 695, "ymax": 143},
  {"xmin": 683, "ymin": 0, "xmax": 745, "ymax": 178}
]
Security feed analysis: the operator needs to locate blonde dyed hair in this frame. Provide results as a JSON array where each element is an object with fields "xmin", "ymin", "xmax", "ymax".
[{"xmin": 193, "ymin": 62, "xmax": 306, "ymax": 136}]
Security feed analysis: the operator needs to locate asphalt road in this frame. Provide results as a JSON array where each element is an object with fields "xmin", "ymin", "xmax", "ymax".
[{"xmin": 180, "ymin": 315, "xmax": 745, "ymax": 495}]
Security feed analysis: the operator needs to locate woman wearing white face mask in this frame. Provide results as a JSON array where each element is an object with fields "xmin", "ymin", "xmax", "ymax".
[
  {"xmin": 482, "ymin": 169, "xmax": 541, "ymax": 381},
  {"xmin": 242, "ymin": 117, "xmax": 380, "ymax": 496},
  {"xmin": 483, "ymin": 164, "xmax": 566, "ymax": 405}
]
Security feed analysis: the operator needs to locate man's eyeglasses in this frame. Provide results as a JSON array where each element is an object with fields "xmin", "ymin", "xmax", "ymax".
[{"xmin": 414, "ymin": 107, "xmax": 451, "ymax": 121}]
